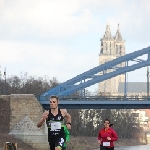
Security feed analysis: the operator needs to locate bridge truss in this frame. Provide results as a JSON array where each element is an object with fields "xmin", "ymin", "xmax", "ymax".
[{"xmin": 40, "ymin": 46, "xmax": 150, "ymax": 101}]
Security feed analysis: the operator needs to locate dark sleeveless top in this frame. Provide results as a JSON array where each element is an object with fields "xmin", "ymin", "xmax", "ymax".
[{"xmin": 46, "ymin": 108, "xmax": 65, "ymax": 143}]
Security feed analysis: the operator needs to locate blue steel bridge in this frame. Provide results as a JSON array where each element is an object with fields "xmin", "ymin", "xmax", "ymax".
[{"xmin": 38, "ymin": 46, "xmax": 150, "ymax": 109}]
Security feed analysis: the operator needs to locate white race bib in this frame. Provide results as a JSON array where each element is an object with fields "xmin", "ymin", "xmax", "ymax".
[
  {"xmin": 51, "ymin": 122, "xmax": 61, "ymax": 131},
  {"xmin": 103, "ymin": 142, "xmax": 110, "ymax": 146}
]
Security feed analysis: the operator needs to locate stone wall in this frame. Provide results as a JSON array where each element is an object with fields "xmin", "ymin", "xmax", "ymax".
[
  {"xmin": 14, "ymin": 134, "xmax": 49, "ymax": 149},
  {"xmin": 1, "ymin": 94, "xmax": 49, "ymax": 149},
  {"xmin": 9, "ymin": 115, "xmax": 49, "ymax": 150},
  {"xmin": 0, "ymin": 96, "xmax": 11, "ymax": 133},
  {"xmin": 9, "ymin": 94, "xmax": 44, "ymax": 131}
]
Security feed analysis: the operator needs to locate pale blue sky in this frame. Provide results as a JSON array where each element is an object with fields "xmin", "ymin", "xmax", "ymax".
[{"xmin": 0, "ymin": 0, "xmax": 150, "ymax": 93}]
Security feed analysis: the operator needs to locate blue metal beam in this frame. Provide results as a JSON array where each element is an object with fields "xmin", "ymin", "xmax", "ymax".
[
  {"xmin": 58, "ymin": 59, "xmax": 150, "ymax": 96},
  {"xmin": 40, "ymin": 46, "xmax": 150, "ymax": 99},
  {"xmin": 41, "ymin": 100, "xmax": 150, "ymax": 109}
]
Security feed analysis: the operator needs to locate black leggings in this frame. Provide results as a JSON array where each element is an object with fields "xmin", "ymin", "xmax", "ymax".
[
  {"xmin": 49, "ymin": 136, "xmax": 65, "ymax": 150},
  {"xmin": 50, "ymin": 143, "xmax": 55, "ymax": 150},
  {"xmin": 100, "ymin": 145, "xmax": 114, "ymax": 150}
]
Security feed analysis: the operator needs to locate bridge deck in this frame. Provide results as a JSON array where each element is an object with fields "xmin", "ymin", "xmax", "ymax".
[{"xmin": 40, "ymin": 100, "xmax": 150, "ymax": 109}]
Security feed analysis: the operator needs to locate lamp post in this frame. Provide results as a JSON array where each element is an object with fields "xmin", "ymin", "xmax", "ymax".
[
  {"xmin": 4, "ymin": 67, "xmax": 6, "ymax": 95},
  {"xmin": 147, "ymin": 66, "xmax": 149, "ymax": 100}
]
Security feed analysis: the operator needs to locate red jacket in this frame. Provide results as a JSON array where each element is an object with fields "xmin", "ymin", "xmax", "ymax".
[{"xmin": 98, "ymin": 127, "xmax": 118, "ymax": 148}]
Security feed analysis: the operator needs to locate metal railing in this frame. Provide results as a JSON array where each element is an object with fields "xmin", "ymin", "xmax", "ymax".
[
  {"xmin": 59, "ymin": 96, "xmax": 149, "ymax": 101},
  {"xmin": 38, "ymin": 95, "xmax": 150, "ymax": 101}
]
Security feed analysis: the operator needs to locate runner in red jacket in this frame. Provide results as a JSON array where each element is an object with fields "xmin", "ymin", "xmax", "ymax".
[{"xmin": 97, "ymin": 119, "xmax": 118, "ymax": 150}]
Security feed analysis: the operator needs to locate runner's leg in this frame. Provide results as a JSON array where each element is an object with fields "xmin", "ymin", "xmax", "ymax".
[
  {"xmin": 100, "ymin": 145, "xmax": 107, "ymax": 150},
  {"xmin": 49, "ymin": 143, "xmax": 55, "ymax": 150},
  {"xmin": 55, "ymin": 137, "xmax": 65, "ymax": 150}
]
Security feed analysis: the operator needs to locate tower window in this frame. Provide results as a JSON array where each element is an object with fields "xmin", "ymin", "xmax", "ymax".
[
  {"xmin": 106, "ymin": 43, "xmax": 108, "ymax": 51},
  {"xmin": 116, "ymin": 45, "xmax": 118, "ymax": 54}
]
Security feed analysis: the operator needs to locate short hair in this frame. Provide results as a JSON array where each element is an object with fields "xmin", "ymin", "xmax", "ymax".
[
  {"xmin": 50, "ymin": 95, "xmax": 59, "ymax": 101},
  {"xmin": 104, "ymin": 119, "xmax": 110, "ymax": 123},
  {"xmin": 109, "ymin": 123, "xmax": 114, "ymax": 127}
]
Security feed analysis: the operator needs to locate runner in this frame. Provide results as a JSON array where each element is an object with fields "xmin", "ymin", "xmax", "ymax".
[
  {"xmin": 37, "ymin": 95, "xmax": 71, "ymax": 150},
  {"xmin": 97, "ymin": 119, "xmax": 118, "ymax": 150}
]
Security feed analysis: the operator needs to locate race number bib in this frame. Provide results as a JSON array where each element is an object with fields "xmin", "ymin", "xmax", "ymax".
[
  {"xmin": 51, "ymin": 122, "xmax": 61, "ymax": 131},
  {"xmin": 103, "ymin": 142, "xmax": 110, "ymax": 146}
]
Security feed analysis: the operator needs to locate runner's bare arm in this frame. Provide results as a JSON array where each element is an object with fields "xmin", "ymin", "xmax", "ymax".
[
  {"xmin": 37, "ymin": 118, "xmax": 45, "ymax": 128},
  {"xmin": 37, "ymin": 111, "xmax": 49, "ymax": 128},
  {"xmin": 61, "ymin": 109, "xmax": 71, "ymax": 124}
]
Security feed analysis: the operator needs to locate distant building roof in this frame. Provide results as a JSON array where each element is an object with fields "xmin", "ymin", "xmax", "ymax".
[{"xmin": 118, "ymin": 82, "xmax": 150, "ymax": 93}]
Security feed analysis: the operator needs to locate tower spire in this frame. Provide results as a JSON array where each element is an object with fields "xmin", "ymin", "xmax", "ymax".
[
  {"xmin": 115, "ymin": 23, "xmax": 122, "ymax": 41},
  {"xmin": 103, "ymin": 24, "xmax": 112, "ymax": 40}
]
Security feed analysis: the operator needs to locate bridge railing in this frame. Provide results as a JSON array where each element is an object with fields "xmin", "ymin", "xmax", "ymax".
[
  {"xmin": 37, "ymin": 95, "xmax": 150, "ymax": 101},
  {"xmin": 59, "ymin": 96, "xmax": 149, "ymax": 101}
]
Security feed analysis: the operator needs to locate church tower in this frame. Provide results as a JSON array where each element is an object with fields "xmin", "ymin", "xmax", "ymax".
[{"xmin": 98, "ymin": 24, "xmax": 125, "ymax": 94}]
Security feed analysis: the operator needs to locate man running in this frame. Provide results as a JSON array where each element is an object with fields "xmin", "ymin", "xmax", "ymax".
[{"xmin": 37, "ymin": 95, "xmax": 71, "ymax": 150}]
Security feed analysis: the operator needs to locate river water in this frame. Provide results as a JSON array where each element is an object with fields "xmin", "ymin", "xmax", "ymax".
[
  {"xmin": 95, "ymin": 144, "xmax": 150, "ymax": 150},
  {"xmin": 115, "ymin": 144, "xmax": 150, "ymax": 150}
]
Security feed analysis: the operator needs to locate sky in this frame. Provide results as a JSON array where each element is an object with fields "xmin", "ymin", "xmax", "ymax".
[{"xmin": 0, "ymin": 0, "xmax": 150, "ymax": 93}]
